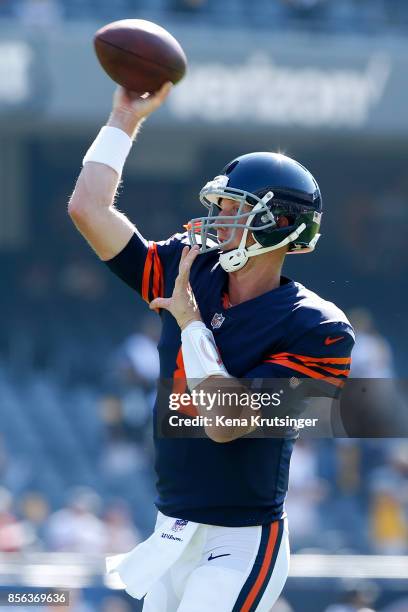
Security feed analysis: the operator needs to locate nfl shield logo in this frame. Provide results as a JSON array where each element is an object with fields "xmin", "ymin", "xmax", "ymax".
[
  {"xmin": 211, "ymin": 313, "xmax": 225, "ymax": 329},
  {"xmin": 172, "ymin": 519, "xmax": 188, "ymax": 532}
]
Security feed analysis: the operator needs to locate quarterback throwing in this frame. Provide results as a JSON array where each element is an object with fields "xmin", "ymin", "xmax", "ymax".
[{"xmin": 69, "ymin": 84, "xmax": 354, "ymax": 611}]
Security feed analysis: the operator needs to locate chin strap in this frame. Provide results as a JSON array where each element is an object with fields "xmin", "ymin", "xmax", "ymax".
[
  {"xmin": 219, "ymin": 208, "xmax": 307, "ymax": 273},
  {"xmin": 218, "ymin": 193, "xmax": 271, "ymax": 273}
]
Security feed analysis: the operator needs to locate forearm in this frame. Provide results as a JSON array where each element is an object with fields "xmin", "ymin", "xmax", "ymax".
[
  {"xmin": 68, "ymin": 157, "xmax": 136, "ymax": 260},
  {"xmin": 180, "ymin": 321, "xmax": 257, "ymax": 442},
  {"xmin": 107, "ymin": 107, "xmax": 144, "ymax": 139},
  {"xmin": 194, "ymin": 376, "xmax": 258, "ymax": 442},
  {"xmin": 68, "ymin": 84, "xmax": 171, "ymax": 260},
  {"xmin": 69, "ymin": 109, "xmax": 143, "ymax": 215},
  {"xmin": 68, "ymin": 111, "xmax": 145, "ymax": 259},
  {"xmin": 69, "ymin": 160, "xmax": 120, "ymax": 216}
]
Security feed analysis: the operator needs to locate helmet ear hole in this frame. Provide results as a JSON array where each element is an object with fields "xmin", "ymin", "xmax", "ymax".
[{"xmin": 277, "ymin": 216, "xmax": 290, "ymax": 228}]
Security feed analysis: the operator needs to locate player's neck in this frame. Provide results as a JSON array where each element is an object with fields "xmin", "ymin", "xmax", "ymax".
[{"xmin": 227, "ymin": 252, "xmax": 284, "ymax": 306}]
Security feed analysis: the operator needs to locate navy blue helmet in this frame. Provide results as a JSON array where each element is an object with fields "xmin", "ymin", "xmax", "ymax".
[{"xmin": 188, "ymin": 152, "xmax": 322, "ymax": 272}]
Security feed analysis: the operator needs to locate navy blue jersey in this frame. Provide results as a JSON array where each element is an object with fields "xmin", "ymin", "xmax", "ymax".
[{"xmin": 106, "ymin": 231, "xmax": 355, "ymax": 527}]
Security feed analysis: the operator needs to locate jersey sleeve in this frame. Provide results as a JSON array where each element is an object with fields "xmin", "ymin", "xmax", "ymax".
[
  {"xmin": 244, "ymin": 321, "xmax": 355, "ymax": 398},
  {"xmin": 104, "ymin": 230, "xmax": 187, "ymax": 303}
]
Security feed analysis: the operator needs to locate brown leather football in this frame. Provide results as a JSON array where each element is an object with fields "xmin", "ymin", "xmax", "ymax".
[{"xmin": 94, "ymin": 19, "xmax": 187, "ymax": 92}]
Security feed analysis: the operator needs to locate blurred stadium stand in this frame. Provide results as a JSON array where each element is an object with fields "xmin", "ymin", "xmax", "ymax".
[
  {"xmin": 0, "ymin": 1, "xmax": 407, "ymax": 610},
  {"xmin": 1, "ymin": 0, "xmax": 408, "ymax": 33}
]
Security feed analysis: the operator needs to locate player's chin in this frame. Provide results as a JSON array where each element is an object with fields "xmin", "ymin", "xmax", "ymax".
[
  {"xmin": 217, "ymin": 234, "xmax": 238, "ymax": 251},
  {"xmin": 218, "ymin": 240, "xmax": 237, "ymax": 252}
]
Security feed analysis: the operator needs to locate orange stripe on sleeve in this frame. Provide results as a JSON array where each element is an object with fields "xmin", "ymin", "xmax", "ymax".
[
  {"xmin": 267, "ymin": 352, "xmax": 351, "ymax": 365},
  {"xmin": 303, "ymin": 363, "xmax": 350, "ymax": 376},
  {"xmin": 264, "ymin": 358, "xmax": 346, "ymax": 388},
  {"xmin": 151, "ymin": 242, "xmax": 164, "ymax": 300},
  {"xmin": 241, "ymin": 522, "xmax": 279, "ymax": 612},
  {"xmin": 141, "ymin": 243, "xmax": 154, "ymax": 303},
  {"xmin": 152, "ymin": 245, "xmax": 160, "ymax": 300},
  {"xmin": 171, "ymin": 348, "xmax": 198, "ymax": 417},
  {"xmin": 142, "ymin": 242, "xmax": 164, "ymax": 304}
]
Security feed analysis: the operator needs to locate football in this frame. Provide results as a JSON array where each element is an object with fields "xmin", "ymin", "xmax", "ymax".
[{"xmin": 94, "ymin": 19, "xmax": 187, "ymax": 92}]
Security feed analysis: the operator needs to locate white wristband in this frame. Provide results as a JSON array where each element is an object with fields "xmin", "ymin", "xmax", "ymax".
[
  {"xmin": 83, "ymin": 126, "xmax": 132, "ymax": 176},
  {"xmin": 181, "ymin": 321, "xmax": 230, "ymax": 390}
]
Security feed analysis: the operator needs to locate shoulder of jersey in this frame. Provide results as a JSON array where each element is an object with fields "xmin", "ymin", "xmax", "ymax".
[
  {"xmin": 156, "ymin": 231, "xmax": 218, "ymax": 249},
  {"xmin": 292, "ymin": 281, "xmax": 355, "ymax": 339}
]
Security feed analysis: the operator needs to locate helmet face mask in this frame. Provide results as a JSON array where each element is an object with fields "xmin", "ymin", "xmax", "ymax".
[
  {"xmin": 187, "ymin": 153, "xmax": 323, "ymax": 272},
  {"xmin": 187, "ymin": 186, "xmax": 277, "ymax": 255}
]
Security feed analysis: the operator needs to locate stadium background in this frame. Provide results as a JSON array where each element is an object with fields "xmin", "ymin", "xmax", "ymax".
[{"xmin": 0, "ymin": 1, "xmax": 407, "ymax": 610}]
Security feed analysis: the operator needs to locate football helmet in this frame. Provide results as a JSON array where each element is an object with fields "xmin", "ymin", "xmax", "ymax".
[{"xmin": 187, "ymin": 152, "xmax": 322, "ymax": 272}]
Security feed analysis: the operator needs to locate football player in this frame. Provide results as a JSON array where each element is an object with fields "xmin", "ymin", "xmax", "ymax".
[{"xmin": 69, "ymin": 84, "xmax": 354, "ymax": 612}]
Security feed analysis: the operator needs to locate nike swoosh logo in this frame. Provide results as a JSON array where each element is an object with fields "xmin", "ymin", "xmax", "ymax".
[
  {"xmin": 324, "ymin": 336, "xmax": 344, "ymax": 346},
  {"xmin": 208, "ymin": 553, "xmax": 231, "ymax": 561}
]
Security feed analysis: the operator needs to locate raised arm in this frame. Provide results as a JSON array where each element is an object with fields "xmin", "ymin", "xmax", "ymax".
[{"xmin": 68, "ymin": 83, "xmax": 172, "ymax": 261}]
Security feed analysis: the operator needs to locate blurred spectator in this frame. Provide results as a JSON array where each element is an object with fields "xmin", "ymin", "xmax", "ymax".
[
  {"xmin": 0, "ymin": 436, "xmax": 33, "ymax": 495},
  {"xmin": 18, "ymin": 491, "xmax": 50, "ymax": 550},
  {"xmin": 0, "ymin": 487, "xmax": 35, "ymax": 551},
  {"xmin": 324, "ymin": 580, "xmax": 378, "ymax": 612},
  {"xmin": 49, "ymin": 590, "xmax": 95, "ymax": 612},
  {"xmin": 106, "ymin": 315, "xmax": 160, "ymax": 442},
  {"xmin": 60, "ymin": 258, "xmax": 107, "ymax": 301},
  {"xmin": 320, "ymin": 440, "xmax": 368, "ymax": 551},
  {"xmin": 100, "ymin": 395, "xmax": 132, "ymax": 441},
  {"xmin": 347, "ymin": 308, "xmax": 394, "ymax": 378},
  {"xmin": 14, "ymin": 0, "xmax": 63, "ymax": 28},
  {"xmin": 100, "ymin": 596, "xmax": 133, "ymax": 612},
  {"xmin": 170, "ymin": 0, "xmax": 208, "ymax": 14},
  {"xmin": 325, "ymin": 605, "xmax": 375, "ymax": 612},
  {"xmin": 272, "ymin": 598, "xmax": 294, "ymax": 612},
  {"xmin": 369, "ymin": 441, "xmax": 408, "ymax": 554},
  {"xmin": 344, "ymin": 308, "xmax": 408, "ymax": 436},
  {"xmin": 283, "ymin": 0, "xmax": 327, "ymax": 9},
  {"xmin": 382, "ymin": 596, "xmax": 408, "ymax": 612},
  {"xmin": 100, "ymin": 392, "xmax": 150, "ymax": 443},
  {"xmin": 99, "ymin": 395, "xmax": 149, "ymax": 487},
  {"xmin": 113, "ymin": 315, "xmax": 160, "ymax": 388},
  {"xmin": 45, "ymin": 486, "xmax": 107, "ymax": 552},
  {"xmin": 98, "ymin": 393, "xmax": 155, "ymax": 530},
  {"xmin": 100, "ymin": 432, "xmax": 148, "ymax": 484},
  {"xmin": 281, "ymin": 0, "xmax": 329, "ymax": 21},
  {"xmin": 285, "ymin": 440, "xmax": 328, "ymax": 550},
  {"xmin": 103, "ymin": 500, "xmax": 141, "ymax": 553}
]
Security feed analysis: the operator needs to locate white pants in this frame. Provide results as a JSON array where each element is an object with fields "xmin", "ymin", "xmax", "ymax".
[{"xmin": 142, "ymin": 512, "xmax": 290, "ymax": 612}]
